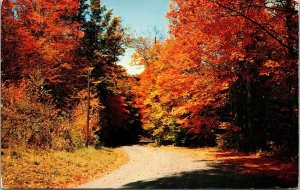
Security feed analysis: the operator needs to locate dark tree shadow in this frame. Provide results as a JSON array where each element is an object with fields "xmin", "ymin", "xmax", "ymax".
[{"xmin": 120, "ymin": 162, "xmax": 296, "ymax": 189}]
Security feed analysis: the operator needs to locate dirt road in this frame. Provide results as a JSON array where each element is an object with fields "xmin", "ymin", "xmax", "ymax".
[{"xmin": 77, "ymin": 145, "xmax": 289, "ymax": 189}]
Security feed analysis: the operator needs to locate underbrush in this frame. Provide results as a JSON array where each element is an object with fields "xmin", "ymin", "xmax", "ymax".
[
  {"xmin": 1, "ymin": 79, "xmax": 101, "ymax": 151},
  {"xmin": 1, "ymin": 147, "xmax": 129, "ymax": 188}
]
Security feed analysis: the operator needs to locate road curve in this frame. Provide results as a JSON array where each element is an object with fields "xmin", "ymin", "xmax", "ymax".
[
  {"xmin": 77, "ymin": 145, "xmax": 211, "ymax": 189},
  {"xmin": 77, "ymin": 145, "xmax": 287, "ymax": 189}
]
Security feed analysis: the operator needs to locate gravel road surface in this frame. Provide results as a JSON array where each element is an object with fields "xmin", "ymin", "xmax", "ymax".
[{"xmin": 77, "ymin": 145, "xmax": 287, "ymax": 189}]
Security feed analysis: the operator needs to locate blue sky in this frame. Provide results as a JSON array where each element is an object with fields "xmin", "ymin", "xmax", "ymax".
[{"xmin": 101, "ymin": 0, "xmax": 170, "ymax": 75}]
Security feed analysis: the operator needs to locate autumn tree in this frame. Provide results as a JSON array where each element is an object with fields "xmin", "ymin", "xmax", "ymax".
[
  {"xmin": 2, "ymin": 0, "xmax": 84, "ymax": 109},
  {"xmin": 132, "ymin": 38, "xmax": 176, "ymax": 145},
  {"xmin": 1, "ymin": 0, "xmax": 89, "ymax": 149},
  {"xmin": 134, "ymin": 0, "xmax": 298, "ymax": 153},
  {"xmin": 165, "ymin": 0, "xmax": 298, "ymax": 152}
]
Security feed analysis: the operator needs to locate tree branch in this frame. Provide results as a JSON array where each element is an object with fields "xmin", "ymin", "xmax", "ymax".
[{"xmin": 212, "ymin": 1, "xmax": 290, "ymax": 51}]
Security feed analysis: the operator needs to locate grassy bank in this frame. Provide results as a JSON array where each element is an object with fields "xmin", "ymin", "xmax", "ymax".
[{"xmin": 1, "ymin": 147, "xmax": 129, "ymax": 188}]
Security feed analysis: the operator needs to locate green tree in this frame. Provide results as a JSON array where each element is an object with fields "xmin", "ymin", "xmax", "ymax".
[{"xmin": 78, "ymin": 0, "xmax": 140, "ymax": 146}]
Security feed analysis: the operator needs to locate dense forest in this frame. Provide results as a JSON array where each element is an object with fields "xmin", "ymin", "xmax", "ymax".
[
  {"xmin": 2, "ymin": 0, "xmax": 141, "ymax": 149},
  {"xmin": 1, "ymin": 0, "xmax": 298, "ymax": 160},
  {"xmin": 133, "ymin": 0, "xmax": 299, "ymax": 158}
]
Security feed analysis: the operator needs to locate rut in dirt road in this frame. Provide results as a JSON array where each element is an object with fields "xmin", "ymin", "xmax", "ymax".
[{"xmin": 77, "ymin": 145, "xmax": 288, "ymax": 189}]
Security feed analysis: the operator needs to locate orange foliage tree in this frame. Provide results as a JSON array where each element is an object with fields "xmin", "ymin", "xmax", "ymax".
[
  {"xmin": 1, "ymin": 0, "xmax": 86, "ymax": 149},
  {"xmin": 134, "ymin": 0, "xmax": 298, "ymax": 151}
]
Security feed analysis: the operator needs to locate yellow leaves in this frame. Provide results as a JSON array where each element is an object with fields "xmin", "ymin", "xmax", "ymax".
[
  {"xmin": 152, "ymin": 108, "xmax": 164, "ymax": 119},
  {"xmin": 153, "ymin": 127, "xmax": 165, "ymax": 136},
  {"xmin": 161, "ymin": 116, "xmax": 174, "ymax": 126},
  {"xmin": 70, "ymin": 89, "xmax": 102, "ymax": 141},
  {"xmin": 76, "ymin": 90, "xmax": 88, "ymax": 99},
  {"xmin": 264, "ymin": 60, "xmax": 281, "ymax": 68},
  {"xmin": 259, "ymin": 60, "xmax": 282, "ymax": 76},
  {"xmin": 230, "ymin": 51, "xmax": 245, "ymax": 61},
  {"xmin": 171, "ymin": 106, "xmax": 188, "ymax": 116}
]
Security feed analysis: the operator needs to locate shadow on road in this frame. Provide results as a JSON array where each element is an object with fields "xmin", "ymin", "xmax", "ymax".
[{"xmin": 121, "ymin": 162, "xmax": 295, "ymax": 189}]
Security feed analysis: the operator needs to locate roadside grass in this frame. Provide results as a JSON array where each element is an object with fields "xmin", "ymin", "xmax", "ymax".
[
  {"xmin": 1, "ymin": 147, "xmax": 129, "ymax": 188},
  {"xmin": 160, "ymin": 146, "xmax": 298, "ymax": 186}
]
